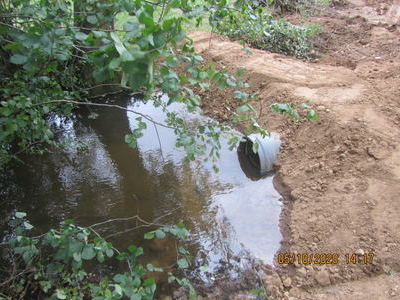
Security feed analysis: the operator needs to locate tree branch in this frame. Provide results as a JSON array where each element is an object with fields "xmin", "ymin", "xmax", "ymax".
[{"xmin": 33, "ymin": 99, "xmax": 176, "ymax": 130}]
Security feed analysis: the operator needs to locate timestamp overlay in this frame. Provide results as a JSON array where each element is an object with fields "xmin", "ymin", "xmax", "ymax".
[{"xmin": 277, "ymin": 253, "xmax": 375, "ymax": 265}]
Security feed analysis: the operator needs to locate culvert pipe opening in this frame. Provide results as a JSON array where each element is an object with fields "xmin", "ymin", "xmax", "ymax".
[{"xmin": 237, "ymin": 133, "xmax": 281, "ymax": 180}]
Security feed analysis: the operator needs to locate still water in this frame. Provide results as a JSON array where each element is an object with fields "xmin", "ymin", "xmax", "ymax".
[{"xmin": 0, "ymin": 95, "xmax": 282, "ymax": 282}]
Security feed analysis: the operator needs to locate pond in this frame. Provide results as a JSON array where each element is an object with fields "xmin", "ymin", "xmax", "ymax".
[{"xmin": 0, "ymin": 94, "xmax": 282, "ymax": 293}]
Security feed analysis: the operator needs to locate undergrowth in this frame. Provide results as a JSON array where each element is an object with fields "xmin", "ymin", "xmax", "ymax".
[
  {"xmin": 0, "ymin": 212, "xmax": 195, "ymax": 299},
  {"xmin": 216, "ymin": 7, "xmax": 320, "ymax": 59}
]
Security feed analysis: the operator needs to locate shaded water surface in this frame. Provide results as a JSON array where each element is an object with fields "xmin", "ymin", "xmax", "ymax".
[{"xmin": 1, "ymin": 95, "xmax": 282, "ymax": 282}]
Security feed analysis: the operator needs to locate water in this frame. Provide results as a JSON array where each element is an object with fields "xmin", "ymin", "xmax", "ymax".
[{"xmin": 0, "ymin": 95, "xmax": 282, "ymax": 286}]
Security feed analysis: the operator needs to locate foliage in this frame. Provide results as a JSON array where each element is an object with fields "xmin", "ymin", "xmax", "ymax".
[
  {"xmin": 268, "ymin": 0, "xmax": 333, "ymax": 13},
  {"xmin": 0, "ymin": 0, "xmax": 268, "ymax": 167},
  {"xmin": 270, "ymin": 101, "xmax": 319, "ymax": 121},
  {"xmin": 1, "ymin": 212, "xmax": 194, "ymax": 299},
  {"xmin": 216, "ymin": 5, "xmax": 320, "ymax": 58},
  {"xmin": 269, "ymin": 0, "xmax": 310, "ymax": 12}
]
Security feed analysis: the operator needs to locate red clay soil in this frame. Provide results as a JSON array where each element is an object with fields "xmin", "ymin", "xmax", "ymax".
[{"xmin": 189, "ymin": 0, "xmax": 400, "ymax": 299}]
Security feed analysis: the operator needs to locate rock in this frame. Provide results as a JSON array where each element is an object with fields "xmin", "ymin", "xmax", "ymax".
[
  {"xmin": 298, "ymin": 267, "xmax": 307, "ymax": 277},
  {"xmin": 263, "ymin": 272, "xmax": 283, "ymax": 298},
  {"xmin": 331, "ymin": 272, "xmax": 343, "ymax": 283},
  {"xmin": 383, "ymin": 265, "xmax": 391, "ymax": 273},
  {"xmin": 282, "ymin": 277, "xmax": 292, "ymax": 288},
  {"xmin": 315, "ymin": 270, "xmax": 331, "ymax": 286},
  {"xmin": 355, "ymin": 248, "xmax": 365, "ymax": 255}
]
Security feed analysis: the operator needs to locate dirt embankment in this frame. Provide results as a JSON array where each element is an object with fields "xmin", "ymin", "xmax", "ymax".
[{"xmin": 190, "ymin": 0, "xmax": 400, "ymax": 299}]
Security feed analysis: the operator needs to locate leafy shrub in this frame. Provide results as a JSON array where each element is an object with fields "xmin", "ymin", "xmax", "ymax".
[
  {"xmin": 268, "ymin": 0, "xmax": 335, "ymax": 13},
  {"xmin": 216, "ymin": 7, "xmax": 320, "ymax": 58},
  {"xmin": 0, "ymin": 212, "xmax": 195, "ymax": 299},
  {"xmin": 0, "ymin": 0, "xmax": 269, "ymax": 168},
  {"xmin": 271, "ymin": 102, "xmax": 319, "ymax": 121},
  {"xmin": 269, "ymin": 0, "xmax": 311, "ymax": 12}
]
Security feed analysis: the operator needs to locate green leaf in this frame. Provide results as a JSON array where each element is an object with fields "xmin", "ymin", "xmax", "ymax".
[
  {"xmin": 237, "ymin": 104, "xmax": 250, "ymax": 113},
  {"xmin": 105, "ymin": 248, "xmax": 114, "ymax": 257},
  {"xmin": 10, "ymin": 54, "xmax": 28, "ymax": 65},
  {"xmin": 55, "ymin": 53, "xmax": 69, "ymax": 61},
  {"xmin": 234, "ymin": 91, "xmax": 249, "ymax": 100},
  {"xmin": 73, "ymin": 252, "xmax": 82, "ymax": 262},
  {"xmin": 177, "ymin": 258, "xmax": 189, "ymax": 269},
  {"xmin": 108, "ymin": 58, "xmax": 121, "ymax": 70},
  {"xmin": 226, "ymin": 79, "xmax": 236, "ymax": 87},
  {"xmin": 23, "ymin": 221, "xmax": 33, "ymax": 230},
  {"xmin": 81, "ymin": 245, "xmax": 96, "ymax": 260},
  {"xmin": 56, "ymin": 289, "xmax": 67, "ymax": 299},
  {"xmin": 75, "ymin": 32, "xmax": 88, "ymax": 41},
  {"xmin": 123, "ymin": 20, "xmax": 140, "ymax": 38},
  {"xmin": 40, "ymin": 281, "xmax": 52, "ymax": 293},
  {"xmin": 15, "ymin": 212, "xmax": 27, "ymax": 218},
  {"xmin": 110, "ymin": 32, "xmax": 134, "ymax": 61},
  {"xmin": 97, "ymin": 251, "xmax": 105, "ymax": 262},
  {"xmin": 271, "ymin": 103, "xmax": 300, "ymax": 119},
  {"xmin": 200, "ymin": 264, "xmax": 209, "ymax": 272},
  {"xmin": 155, "ymin": 229, "xmax": 166, "ymax": 239},
  {"xmin": 178, "ymin": 247, "xmax": 189, "ymax": 255},
  {"xmin": 144, "ymin": 232, "xmax": 155, "ymax": 239},
  {"xmin": 144, "ymin": 278, "xmax": 155, "ymax": 285},
  {"xmin": 147, "ymin": 34, "xmax": 154, "ymax": 46},
  {"xmin": 127, "ymin": 245, "xmax": 137, "ymax": 253},
  {"xmin": 139, "ymin": 12, "xmax": 154, "ymax": 27},
  {"xmin": 125, "ymin": 133, "xmax": 138, "ymax": 148},
  {"xmin": 86, "ymin": 15, "xmax": 98, "ymax": 25},
  {"xmin": 252, "ymin": 141, "xmax": 259, "ymax": 154},
  {"xmin": 93, "ymin": 30, "xmax": 107, "ymax": 38},
  {"xmin": 300, "ymin": 103, "xmax": 312, "ymax": 109},
  {"xmin": 250, "ymin": 288, "xmax": 263, "ymax": 295},
  {"xmin": 113, "ymin": 284, "xmax": 123, "ymax": 296},
  {"xmin": 113, "ymin": 274, "xmax": 125, "ymax": 283},
  {"xmin": 306, "ymin": 110, "xmax": 319, "ymax": 121},
  {"xmin": 147, "ymin": 263, "xmax": 163, "ymax": 272}
]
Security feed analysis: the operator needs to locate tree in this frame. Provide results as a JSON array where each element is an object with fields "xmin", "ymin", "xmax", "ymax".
[{"xmin": 0, "ymin": 0, "xmax": 268, "ymax": 167}]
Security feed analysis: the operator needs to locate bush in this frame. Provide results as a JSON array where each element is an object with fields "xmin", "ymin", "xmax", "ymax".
[
  {"xmin": 216, "ymin": 8, "xmax": 320, "ymax": 59},
  {"xmin": 0, "ymin": 212, "xmax": 195, "ymax": 299},
  {"xmin": 269, "ymin": 0, "xmax": 333, "ymax": 13}
]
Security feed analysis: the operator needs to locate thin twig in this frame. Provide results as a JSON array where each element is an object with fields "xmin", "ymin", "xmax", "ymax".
[
  {"xmin": 0, "ymin": 269, "xmax": 32, "ymax": 287},
  {"xmin": 89, "ymin": 215, "xmax": 162, "ymax": 228},
  {"xmin": 89, "ymin": 209, "xmax": 176, "ymax": 230},
  {"xmin": 94, "ymin": 209, "xmax": 178, "ymax": 239},
  {"xmin": 82, "ymin": 83, "xmax": 132, "ymax": 91},
  {"xmin": 153, "ymin": 123, "xmax": 165, "ymax": 161},
  {"xmin": 32, "ymin": 99, "xmax": 176, "ymax": 130},
  {"xmin": 87, "ymin": 226, "xmax": 133, "ymax": 273}
]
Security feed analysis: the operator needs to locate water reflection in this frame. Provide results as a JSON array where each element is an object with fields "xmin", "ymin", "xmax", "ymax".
[{"xmin": 0, "ymin": 94, "xmax": 282, "ymax": 281}]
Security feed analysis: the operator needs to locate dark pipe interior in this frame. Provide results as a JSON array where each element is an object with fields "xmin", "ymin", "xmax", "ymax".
[{"xmin": 237, "ymin": 139, "xmax": 262, "ymax": 181}]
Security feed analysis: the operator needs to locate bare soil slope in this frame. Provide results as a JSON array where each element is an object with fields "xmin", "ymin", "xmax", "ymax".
[{"xmin": 189, "ymin": 0, "xmax": 400, "ymax": 299}]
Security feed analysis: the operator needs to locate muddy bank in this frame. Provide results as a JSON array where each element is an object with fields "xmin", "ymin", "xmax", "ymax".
[{"xmin": 189, "ymin": 1, "xmax": 400, "ymax": 298}]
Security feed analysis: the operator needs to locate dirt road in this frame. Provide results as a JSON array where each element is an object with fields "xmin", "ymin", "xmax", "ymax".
[{"xmin": 190, "ymin": 0, "xmax": 400, "ymax": 298}]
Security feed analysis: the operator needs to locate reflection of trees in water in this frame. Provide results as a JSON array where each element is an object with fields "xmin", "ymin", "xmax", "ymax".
[
  {"xmin": 140, "ymin": 149, "xmax": 246, "ymax": 272},
  {"xmin": 0, "ymin": 114, "xmax": 129, "ymax": 236},
  {"xmin": 0, "ymin": 95, "xmax": 257, "ymax": 283}
]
